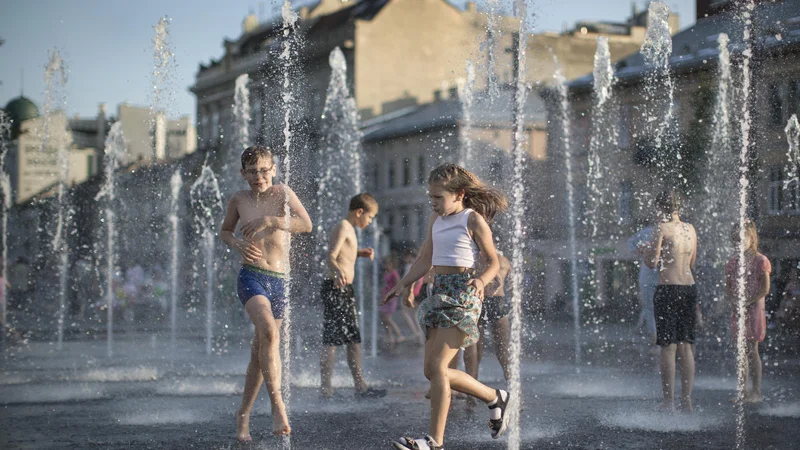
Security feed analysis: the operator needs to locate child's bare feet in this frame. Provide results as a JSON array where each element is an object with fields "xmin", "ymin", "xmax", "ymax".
[
  {"xmin": 744, "ymin": 392, "xmax": 763, "ymax": 403},
  {"xmin": 236, "ymin": 408, "xmax": 252, "ymax": 442},
  {"xmin": 657, "ymin": 401, "xmax": 675, "ymax": 412},
  {"xmin": 679, "ymin": 397, "xmax": 693, "ymax": 413},
  {"xmin": 272, "ymin": 408, "xmax": 291, "ymax": 436}
]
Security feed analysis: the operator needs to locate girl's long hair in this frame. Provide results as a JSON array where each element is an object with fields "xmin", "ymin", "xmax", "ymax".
[
  {"xmin": 731, "ymin": 219, "xmax": 759, "ymax": 254},
  {"xmin": 428, "ymin": 164, "xmax": 508, "ymax": 222}
]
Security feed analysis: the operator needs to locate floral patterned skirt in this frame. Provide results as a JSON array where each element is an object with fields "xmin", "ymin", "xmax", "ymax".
[{"xmin": 418, "ymin": 273, "xmax": 482, "ymax": 348}]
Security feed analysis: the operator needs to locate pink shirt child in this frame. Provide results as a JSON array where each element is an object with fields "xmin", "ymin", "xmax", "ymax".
[
  {"xmin": 726, "ymin": 252, "xmax": 771, "ymax": 342},
  {"xmin": 379, "ymin": 269, "xmax": 401, "ymax": 314}
]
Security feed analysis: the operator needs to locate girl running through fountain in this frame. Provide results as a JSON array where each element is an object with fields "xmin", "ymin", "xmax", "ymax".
[
  {"xmin": 220, "ymin": 145, "xmax": 313, "ymax": 441},
  {"xmin": 383, "ymin": 163, "xmax": 510, "ymax": 450},
  {"xmin": 645, "ymin": 188, "xmax": 698, "ymax": 413},
  {"xmin": 726, "ymin": 220, "xmax": 771, "ymax": 403}
]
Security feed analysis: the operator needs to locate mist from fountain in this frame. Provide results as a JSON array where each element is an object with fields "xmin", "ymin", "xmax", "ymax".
[
  {"xmin": 553, "ymin": 60, "xmax": 582, "ymax": 368},
  {"xmin": 169, "ymin": 170, "xmax": 183, "ymax": 348},
  {"xmin": 0, "ymin": 112, "xmax": 10, "ymax": 342},
  {"xmin": 96, "ymin": 122, "xmax": 126, "ymax": 357},
  {"xmin": 150, "ymin": 16, "xmax": 175, "ymax": 162},
  {"xmin": 279, "ymin": 2, "xmax": 300, "ymax": 445},
  {"xmin": 640, "ymin": 2, "xmax": 678, "ymax": 181},
  {"xmin": 189, "ymin": 163, "xmax": 224, "ymax": 355},
  {"xmin": 507, "ymin": 1, "xmax": 528, "ymax": 447},
  {"xmin": 698, "ymin": 33, "xmax": 736, "ymax": 308},
  {"xmin": 457, "ymin": 61, "xmax": 476, "ymax": 168},
  {"xmin": 786, "ymin": 114, "xmax": 799, "ymax": 187},
  {"xmin": 734, "ymin": 2, "xmax": 756, "ymax": 448}
]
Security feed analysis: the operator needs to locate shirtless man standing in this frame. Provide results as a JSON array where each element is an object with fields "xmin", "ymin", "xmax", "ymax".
[
  {"xmin": 645, "ymin": 188, "xmax": 698, "ymax": 413},
  {"xmin": 319, "ymin": 193, "xmax": 386, "ymax": 399},
  {"xmin": 220, "ymin": 145, "xmax": 312, "ymax": 441}
]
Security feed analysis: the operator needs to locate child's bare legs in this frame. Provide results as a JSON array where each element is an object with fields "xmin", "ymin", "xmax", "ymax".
[
  {"xmin": 401, "ymin": 303, "xmax": 424, "ymax": 342},
  {"xmin": 346, "ymin": 342, "xmax": 369, "ymax": 393},
  {"xmin": 463, "ymin": 335, "xmax": 481, "ymax": 409},
  {"xmin": 676, "ymin": 342, "xmax": 695, "ymax": 412},
  {"xmin": 424, "ymin": 327, "xmax": 498, "ymax": 445},
  {"xmin": 745, "ymin": 341, "xmax": 763, "ymax": 402},
  {"xmin": 659, "ymin": 344, "xmax": 677, "ymax": 410},
  {"xmin": 237, "ymin": 328, "xmax": 266, "ymax": 441},
  {"xmin": 492, "ymin": 316, "xmax": 512, "ymax": 381},
  {"xmin": 320, "ymin": 346, "xmax": 336, "ymax": 398},
  {"xmin": 380, "ymin": 312, "xmax": 403, "ymax": 349},
  {"xmin": 243, "ymin": 296, "xmax": 290, "ymax": 436}
]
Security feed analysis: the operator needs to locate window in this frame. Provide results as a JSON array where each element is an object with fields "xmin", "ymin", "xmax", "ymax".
[
  {"xmin": 401, "ymin": 208, "xmax": 411, "ymax": 239},
  {"xmin": 253, "ymin": 98, "xmax": 262, "ymax": 137},
  {"xmin": 371, "ymin": 163, "xmax": 379, "ymax": 190},
  {"xmin": 769, "ymin": 83, "xmax": 783, "ymax": 125},
  {"xmin": 211, "ymin": 105, "xmax": 220, "ymax": 145},
  {"xmin": 417, "ymin": 206, "xmax": 428, "ymax": 243},
  {"xmin": 618, "ymin": 180, "xmax": 632, "ymax": 224},
  {"xmin": 418, "ymin": 155, "xmax": 426, "ymax": 184},
  {"xmin": 403, "ymin": 157, "xmax": 411, "ymax": 186},
  {"xmin": 619, "ymin": 104, "xmax": 631, "ymax": 149},
  {"xmin": 769, "ymin": 167, "xmax": 784, "ymax": 214},
  {"xmin": 387, "ymin": 159, "xmax": 395, "ymax": 188},
  {"xmin": 789, "ymin": 80, "xmax": 800, "ymax": 117}
]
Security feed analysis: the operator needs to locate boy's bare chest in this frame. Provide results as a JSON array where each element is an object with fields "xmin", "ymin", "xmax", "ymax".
[{"xmin": 238, "ymin": 195, "xmax": 285, "ymax": 224}]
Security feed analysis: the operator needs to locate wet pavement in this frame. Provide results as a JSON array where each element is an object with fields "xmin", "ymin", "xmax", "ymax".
[{"xmin": 2, "ymin": 331, "xmax": 800, "ymax": 449}]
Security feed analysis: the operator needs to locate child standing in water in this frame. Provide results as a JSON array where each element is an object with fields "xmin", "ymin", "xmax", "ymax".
[
  {"xmin": 645, "ymin": 188, "xmax": 697, "ymax": 413},
  {"xmin": 220, "ymin": 146, "xmax": 313, "ymax": 441},
  {"xmin": 726, "ymin": 220, "xmax": 771, "ymax": 403},
  {"xmin": 379, "ymin": 256, "xmax": 406, "ymax": 351},
  {"xmin": 383, "ymin": 164, "xmax": 510, "ymax": 450},
  {"xmin": 319, "ymin": 193, "xmax": 387, "ymax": 399}
]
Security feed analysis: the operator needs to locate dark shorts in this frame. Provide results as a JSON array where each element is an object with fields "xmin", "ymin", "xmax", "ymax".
[
  {"xmin": 237, "ymin": 265, "xmax": 287, "ymax": 319},
  {"xmin": 654, "ymin": 284, "xmax": 697, "ymax": 346},
  {"xmin": 480, "ymin": 296, "xmax": 511, "ymax": 324},
  {"xmin": 321, "ymin": 280, "xmax": 361, "ymax": 346}
]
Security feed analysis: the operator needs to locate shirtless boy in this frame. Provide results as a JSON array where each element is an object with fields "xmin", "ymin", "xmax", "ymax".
[
  {"xmin": 220, "ymin": 145, "xmax": 312, "ymax": 441},
  {"xmin": 320, "ymin": 193, "xmax": 387, "ymax": 399},
  {"xmin": 645, "ymin": 188, "xmax": 698, "ymax": 412}
]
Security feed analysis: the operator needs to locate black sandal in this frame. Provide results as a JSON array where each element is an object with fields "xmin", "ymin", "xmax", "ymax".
[
  {"xmin": 392, "ymin": 435, "xmax": 443, "ymax": 450},
  {"xmin": 488, "ymin": 389, "xmax": 510, "ymax": 439}
]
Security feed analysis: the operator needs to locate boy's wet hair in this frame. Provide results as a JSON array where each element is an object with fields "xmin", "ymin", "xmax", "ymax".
[
  {"xmin": 428, "ymin": 163, "xmax": 507, "ymax": 222},
  {"xmin": 241, "ymin": 145, "xmax": 273, "ymax": 169},
  {"xmin": 349, "ymin": 192, "xmax": 378, "ymax": 212},
  {"xmin": 655, "ymin": 188, "xmax": 681, "ymax": 216}
]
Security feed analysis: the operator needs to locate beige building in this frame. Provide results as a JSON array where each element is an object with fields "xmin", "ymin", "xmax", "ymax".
[
  {"xmin": 15, "ymin": 111, "xmax": 99, "ymax": 203},
  {"xmin": 117, "ymin": 104, "xmax": 196, "ymax": 165}
]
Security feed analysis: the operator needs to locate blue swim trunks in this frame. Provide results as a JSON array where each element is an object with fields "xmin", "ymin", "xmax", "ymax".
[{"xmin": 237, "ymin": 265, "xmax": 287, "ymax": 319}]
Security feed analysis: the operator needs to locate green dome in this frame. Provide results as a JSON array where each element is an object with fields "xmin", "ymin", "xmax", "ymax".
[{"xmin": 4, "ymin": 96, "xmax": 40, "ymax": 139}]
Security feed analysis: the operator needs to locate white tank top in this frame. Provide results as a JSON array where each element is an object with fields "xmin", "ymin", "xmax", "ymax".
[{"xmin": 431, "ymin": 208, "xmax": 479, "ymax": 268}]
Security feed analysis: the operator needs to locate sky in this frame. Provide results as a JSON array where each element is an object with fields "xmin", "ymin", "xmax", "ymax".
[{"xmin": 0, "ymin": 0, "xmax": 695, "ymax": 121}]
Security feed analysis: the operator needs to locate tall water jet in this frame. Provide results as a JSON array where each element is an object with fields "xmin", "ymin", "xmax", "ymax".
[
  {"xmin": 553, "ymin": 63, "xmax": 582, "ymax": 368},
  {"xmin": 96, "ymin": 122, "xmax": 126, "ymax": 358},
  {"xmin": 734, "ymin": 2, "xmax": 756, "ymax": 448},
  {"xmin": 42, "ymin": 50, "xmax": 72, "ymax": 351},
  {"xmin": 279, "ymin": 2, "xmax": 300, "ymax": 441},
  {"xmin": 0, "ymin": 112, "xmax": 10, "ymax": 344},
  {"xmin": 698, "ymin": 33, "xmax": 736, "ymax": 304},
  {"xmin": 457, "ymin": 61, "xmax": 476, "ymax": 168},
  {"xmin": 190, "ymin": 163, "xmax": 223, "ymax": 355},
  {"xmin": 369, "ymin": 226, "xmax": 382, "ymax": 358},
  {"xmin": 169, "ymin": 170, "xmax": 183, "ymax": 348},
  {"xmin": 150, "ymin": 16, "xmax": 176, "ymax": 162},
  {"xmin": 640, "ymin": 2, "xmax": 677, "ymax": 180},
  {"xmin": 316, "ymin": 47, "xmax": 364, "ymax": 330},
  {"xmin": 484, "ymin": 0, "xmax": 500, "ymax": 102},
  {"xmin": 786, "ymin": 115, "xmax": 799, "ymax": 186},
  {"xmin": 586, "ymin": 37, "xmax": 618, "ymax": 238},
  {"xmin": 507, "ymin": 1, "xmax": 527, "ymax": 447},
  {"xmin": 230, "ymin": 74, "xmax": 251, "ymax": 190}
]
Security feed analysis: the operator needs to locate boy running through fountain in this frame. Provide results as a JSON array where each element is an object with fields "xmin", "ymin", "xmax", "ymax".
[
  {"xmin": 726, "ymin": 220, "xmax": 771, "ymax": 403},
  {"xmin": 383, "ymin": 164, "xmax": 511, "ymax": 450},
  {"xmin": 644, "ymin": 189, "xmax": 698, "ymax": 413},
  {"xmin": 319, "ymin": 193, "xmax": 387, "ymax": 400},
  {"xmin": 220, "ymin": 145, "xmax": 312, "ymax": 441}
]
